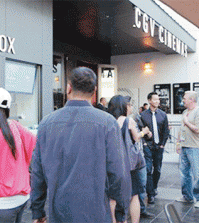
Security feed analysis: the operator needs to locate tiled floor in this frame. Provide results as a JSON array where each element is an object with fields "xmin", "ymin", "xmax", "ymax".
[{"xmin": 21, "ymin": 158, "xmax": 199, "ymax": 223}]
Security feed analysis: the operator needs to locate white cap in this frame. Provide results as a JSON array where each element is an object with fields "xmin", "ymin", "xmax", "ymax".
[{"xmin": 0, "ymin": 88, "xmax": 12, "ymax": 109}]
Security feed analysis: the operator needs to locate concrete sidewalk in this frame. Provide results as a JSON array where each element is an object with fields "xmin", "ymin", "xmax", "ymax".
[
  {"xmin": 138, "ymin": 157, "xmax": 199, "ymax": 223},
  {"xmin": 162, "ymin": 150, "xmax": 179, "ymax": 164}
]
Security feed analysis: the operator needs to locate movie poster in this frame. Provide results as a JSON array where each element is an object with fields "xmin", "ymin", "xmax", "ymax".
[
  {"xmin": 193, "ymin": 82, "xmax": 199, "ymax": 106},
  {"xmin": 154, "ymin": 84, "xmax": 171, "ymax": 114},
  {"xmin": 173, "ymin": 83, "xmax": 190, "ymax": 114}
]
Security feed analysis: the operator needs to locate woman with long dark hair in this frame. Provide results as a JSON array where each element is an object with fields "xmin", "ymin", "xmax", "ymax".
[
  {"xmin": 108, "ymin": 95, "xmax": 151, "ymax": 223},
  {"xmin": 0, "ymin": 88, "xmax": 36, "ymax": 222}
]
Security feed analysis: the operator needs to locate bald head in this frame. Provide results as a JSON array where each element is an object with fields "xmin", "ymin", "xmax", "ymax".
[
  {"xmin": 184, "ymin": 91, "xmax": 198, "ymax": 103},
  {"xmin": 183, "ymin": 91, "xmax": 198, "ymax": 109}
]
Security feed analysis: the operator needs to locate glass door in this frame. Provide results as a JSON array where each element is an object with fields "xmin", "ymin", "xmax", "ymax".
[{"xmin": 53, "ymin": 53, "xmax": 65, "ymax": 110}]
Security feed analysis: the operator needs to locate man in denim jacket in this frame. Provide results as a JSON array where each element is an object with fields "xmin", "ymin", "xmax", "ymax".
[{"xmin": 31, "ymin": 67, "xmax": 131, "ymax": 223}]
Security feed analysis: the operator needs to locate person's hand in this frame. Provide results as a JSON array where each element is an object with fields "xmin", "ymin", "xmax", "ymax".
[
  {"xmin": 142, "ymin": 126, "xmax": 150, "ymax": 135},
  {"xmin": 176, "ymin": 143, "xmax": 181, "ymax": 154},
  {"xmin": 33, "ymin": 217, "xmax": 47, "ymax": 223},
  {"xmin": 147, "ymin": 131, "xmax": 153, "ymax": 138}
]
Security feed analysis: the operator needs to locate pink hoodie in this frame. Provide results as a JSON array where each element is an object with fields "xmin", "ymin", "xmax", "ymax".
[{"xmin": 0, "ymin": 120, "xmax": 36, "ymax": 197}]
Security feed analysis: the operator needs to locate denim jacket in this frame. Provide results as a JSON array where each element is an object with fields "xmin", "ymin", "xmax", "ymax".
[{"xmin": 31, "ymin": 100, "xmax": 131, "ymax": 222}]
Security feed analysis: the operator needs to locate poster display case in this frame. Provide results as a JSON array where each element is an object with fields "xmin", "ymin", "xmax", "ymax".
[
  {"xmin": 154, "ymin": 84, "xmax": 171, "ymax": 114},
  {"xmin": 193, "ymin": 82, "xmax": 199, "ymax": 105},
  {"xmin": 173, "ymin": 83, "xmax": 190, "ymax": 114}
]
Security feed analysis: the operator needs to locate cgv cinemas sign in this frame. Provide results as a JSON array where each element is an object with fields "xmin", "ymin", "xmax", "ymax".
[
  {"xmin": 0, "ymin": 35, "xmax": 15, "ymax": 54},
  {"xmin": 135, "ymin": 7, "xmax": 188, "ymax": 58}
]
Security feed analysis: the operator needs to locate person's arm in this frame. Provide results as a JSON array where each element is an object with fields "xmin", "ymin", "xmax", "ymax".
[
  {"xmin": 160, "ymin": 114, "xmax": 170, "ymax": 148},
  {"xmin": 129, "ymin": 117, "xmax": 150, "ymax": 142},
  {"xmin": 30, "ymin": 126, "xmax": 47, "ymax": 221},
  {"xmin": 13, "ymin": 120, "xmax": 36, "ymax": 164},
  {"xmin": 140, "ymin": 112, "xmax": 153, "ymax": 141},
  {"xmin": 106, "ymin": 117, "xmax": 131, "ymax": 222},
  {"xmin": 183, "ymin": 113, "xmax": 199, "ymax": 134},
  {"xmin": 176, "ymin": 129, "xmax": 182, "ymax": 154}
]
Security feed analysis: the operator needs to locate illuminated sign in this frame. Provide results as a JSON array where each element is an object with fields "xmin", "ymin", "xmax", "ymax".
[
  {"xmin": 100, "ymin": 68, "xmax": 116, "ymax": 102},
  {"xmin": 0, "ymin": 35, "xmax": 15, "ymax": 54},
  {"xmin": 135, "ymin": 7, "xmax": 187, "ymax": 57}
]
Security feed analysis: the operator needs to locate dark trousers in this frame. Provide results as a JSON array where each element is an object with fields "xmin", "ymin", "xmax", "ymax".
[
  {"xmin": 0, "ymin": 201, "xmax": 28, "ymax": 223},
  {"xmin": 143, "ymin": 144, "xmax": 164, "ymax": 197},
  {"xmin": 137, "ymin": 167, "xmax": 147, "ymax": 213}
]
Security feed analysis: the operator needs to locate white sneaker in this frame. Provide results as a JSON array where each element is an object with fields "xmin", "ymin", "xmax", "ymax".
[
  {"xmin": 194, "ymin": 201, "xmax": 199, "ymax": 208},
  {"xmin": 176, "ymin": 196, "xmax": 196, "ymax": 203}
]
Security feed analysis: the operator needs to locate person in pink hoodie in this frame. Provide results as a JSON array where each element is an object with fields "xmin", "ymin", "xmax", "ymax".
[{"xmin": 0, "ymin": 88, "xmax": 36, "ymax": 222}]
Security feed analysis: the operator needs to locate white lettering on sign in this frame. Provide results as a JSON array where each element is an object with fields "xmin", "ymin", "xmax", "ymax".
[
  {"xmin": 150, "ymin": 18, "xmax": 155, "ymax": 37},
  {"xmin": 173, "ymin": 35, "xmax": 176, "ymax": 51},
  {"xmin": 159, "ymin": 26, "xmax": 164, "ymax": 43},
  {"xmin": 143, "ymin": 13, "xmax": 149, "ymax": 33},
  {"xmin": 135, "ymin": 7, "xmax": 156, "ymax": 37},
  {"xmin": 135, "ymin": 7, "xmax": 141, "ymax": 29},
  {"xmin": 176, "ymin": 38, "xmax": 181, "ymax": 54},
  {"xmin": 0, "ymin": 35, "xmax": 15, "ymax": 54},
  {"xmin": 184, "ymin": 44, "xmax": 187, "ymax": 57},
  {"xmin": 181, "ymin": 42, "xmax": 184, "ymax": 56},
  {"xmin": 167, "ymin": 31, "xmax": 172, "ymax": 48},
  {"xmin": 0, "ymin": 35, "xmax": 7, "ymax": 52},
  {"xmin": 7, "ymin": 37, "xmax": 15, "ymax": 54},
  {"xmin": 164, "ymin": 29, "xmax": 167, "ymax": 46},
  {"xmin": 134, "ymin": 7, "xmax": 188, "ymax": 58}
]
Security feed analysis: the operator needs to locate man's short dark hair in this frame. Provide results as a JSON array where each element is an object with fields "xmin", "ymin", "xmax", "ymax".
[
  {"xmin": 147, "ymin": 92, "xmax": 158, "ymax": 100},
  {"xmin": 100, "ymin": 97, "xmax": 105, "ymax": 102},
  {"xmin": 68, "ymin": 67, "xmax": 97, "ymax": 94},
  {"xmin": 143, "ymin": 103, "xmax": 148, "ymax": 106}
]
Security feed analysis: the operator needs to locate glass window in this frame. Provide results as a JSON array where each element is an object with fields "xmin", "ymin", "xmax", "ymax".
[
  {"xmin": 5, "ymin": 60, "xmax": 36, "ymax": 94},
  {"xmin": 5, "ymin": 59, "xmax": 40, "ymax": 132}
]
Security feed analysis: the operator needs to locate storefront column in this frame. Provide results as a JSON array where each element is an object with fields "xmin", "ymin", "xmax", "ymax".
[
  {"xmin": 0, "ymin": 56, "xmax": 5, "ymax": 88},
  {"xmin": 42, "ymin": 65, "xmax": 53, "ymax": 118}
]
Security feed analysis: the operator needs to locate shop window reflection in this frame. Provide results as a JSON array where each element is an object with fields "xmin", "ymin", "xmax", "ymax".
[
  {"xmin": 53, "ymin": 55, "xmax": 64, "ymax": 110},
  {"xmin": 5, "ymin": 59, "xmax": 39, "ymax": 134}
]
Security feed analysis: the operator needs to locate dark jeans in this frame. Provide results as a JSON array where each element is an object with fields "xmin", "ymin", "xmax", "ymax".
[
  {"xmin": 143, "ymin": 144, "xmax": 164, "ymax": 197},
  {"xmin": 0, "ymin": 201, "xmax": 28, "ymax": 223},
  {"xmin": 137, "ymin": 166, "xmax": 147, "ymax": 213}
]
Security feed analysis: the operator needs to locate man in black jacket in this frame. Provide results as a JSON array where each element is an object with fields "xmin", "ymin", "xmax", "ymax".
[
  {"xmin": 141, "ymin": 92, "xmax": 169, "ymax": 204},
  {"xmin": 97, "ymin": 97, "xmax": 107, "ymax": 111}
]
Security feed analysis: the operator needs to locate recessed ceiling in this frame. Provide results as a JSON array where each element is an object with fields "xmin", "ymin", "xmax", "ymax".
[{"xmin": 53, "ymin": 0, "xmax": 158, "ymax": 57}]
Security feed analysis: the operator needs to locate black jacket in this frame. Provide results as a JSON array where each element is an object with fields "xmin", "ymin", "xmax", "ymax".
[
  {"xmin": 97, "ymin": 103, "xmax": 107, "ymax": 112},
  {"xmin": 140, "ymin": 108, "xmax": 169, "ymax": 146}
]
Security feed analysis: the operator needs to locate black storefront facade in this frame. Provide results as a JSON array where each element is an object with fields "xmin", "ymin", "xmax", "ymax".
[
  {"xmin": 53, "ymin": 0, "xmax": 196, "ymax": 110},
  {"xmin": 0, "ymin": 0, "xmax": 196, "ymax": 129}
]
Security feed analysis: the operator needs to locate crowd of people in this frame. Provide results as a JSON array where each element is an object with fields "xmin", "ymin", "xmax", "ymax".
[{"xmin": 0, "ymin": 67, "xmax": 199, "ymax": 223}]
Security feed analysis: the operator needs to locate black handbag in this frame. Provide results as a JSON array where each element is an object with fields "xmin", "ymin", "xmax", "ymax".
[{"xmin": 121, "ymin": 117, "xmax": 145, "ymax": 171}]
